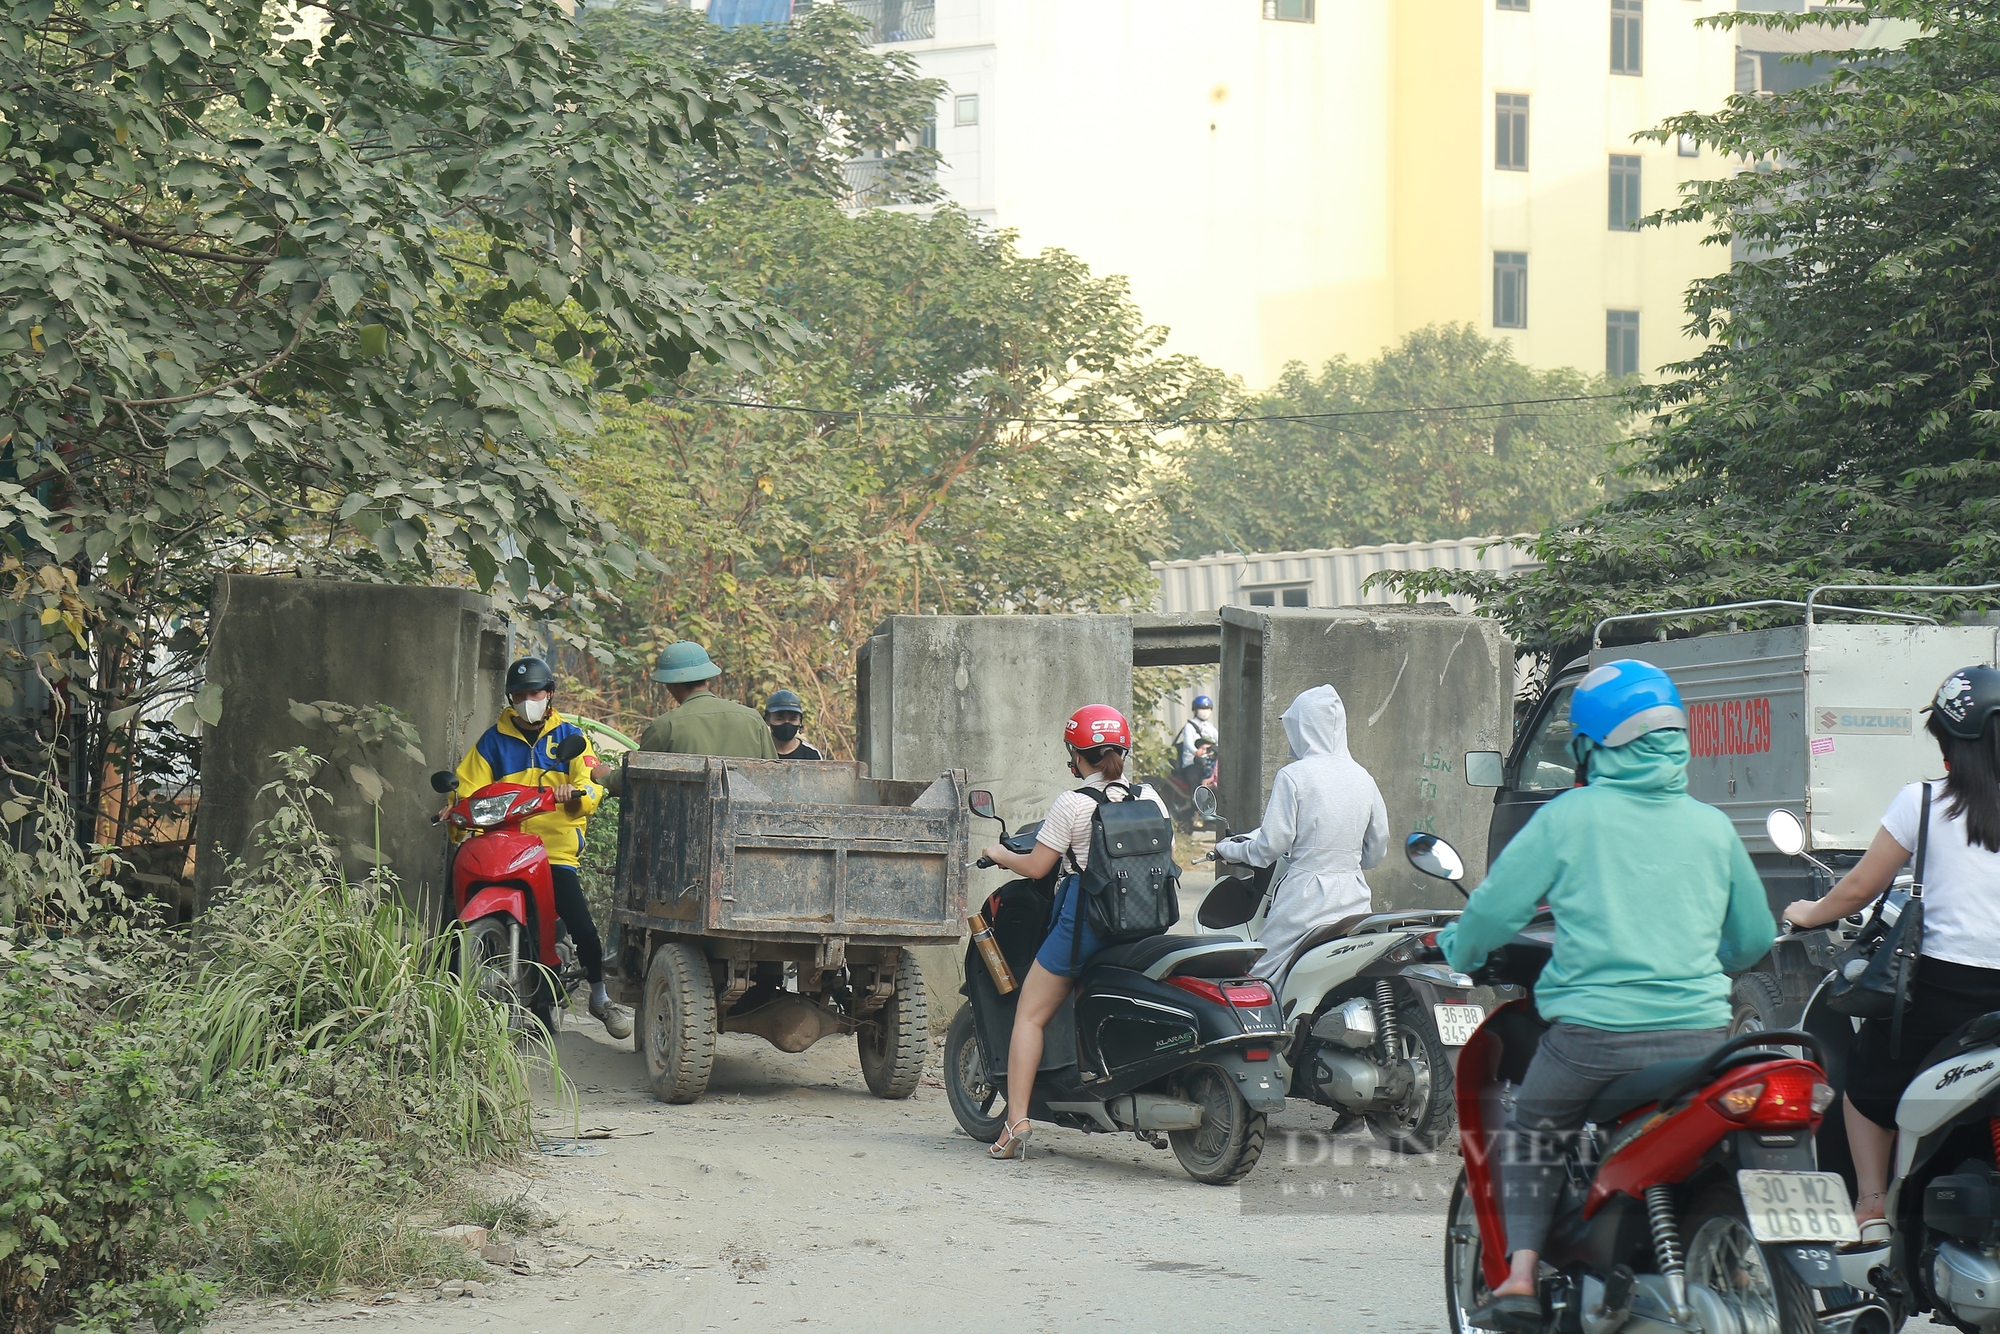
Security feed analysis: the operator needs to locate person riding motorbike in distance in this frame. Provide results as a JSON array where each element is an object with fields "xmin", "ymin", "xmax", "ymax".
[
  {"xmin": 452, "ymin": 657, "xmax": 634, "ymax": 1040},
  {"xmin": 976, "ymin": 705, "xmax": 1169, "ymax": 1161},
  {"xmin": 1212, "ymin": 684, "xmax": 1389, "ymax": 980},
  {"xmin": 1434, "ymin": 660, "xmax": 1775, "ymax": 1331}
]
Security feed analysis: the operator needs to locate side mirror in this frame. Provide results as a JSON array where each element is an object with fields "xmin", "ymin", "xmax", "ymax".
[
  {"xmin": 554, "ymin": 734, "xmax": 588, "ymax": 764},
  {"xmin": 969, "ymin": 789, "xmax": 998, "ymax": 821},
  {"xmin": 1464, "ymin": 751, "xmax": 1505, "ymax": 789},
  {"xmin": 1765, "ymin": 808, "xmax": 1806, "ymax": 858},
  {"xmin": 1192, "ymin": 786, "xmax": 1218, "ymax": 820},
  {"xmin": 430, "ymin": 771, "xmax": 459, "ymax": 795},
  {"xmin": 1405, "ymin": 832, "xmax": 1467, "ymax": 888}
]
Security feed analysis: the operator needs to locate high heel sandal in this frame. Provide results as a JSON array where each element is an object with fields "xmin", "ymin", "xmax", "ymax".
[{"xmin": 989, "ymin": 1118, "xmax": 1033, "ymax": 1160}]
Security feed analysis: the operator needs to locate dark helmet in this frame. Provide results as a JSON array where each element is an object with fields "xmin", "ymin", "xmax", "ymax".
[
  {"xmin": 1193, "ymin": 694, "xmax": 1214, "ymax": 710},
  {"xmin": 506, "ymin": 657, "xmax": 556, "ymax": 696},
  {"xmin": 1926, "ymin": 665, "xmax": 2000, "ymax": 740},
  {"xmin": 765, "ymin": 689, "xmax": 805, "ymax": 717}
]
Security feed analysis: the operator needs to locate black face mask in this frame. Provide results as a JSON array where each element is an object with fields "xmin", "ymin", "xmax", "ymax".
[{"xmin": 770, "ymin": 722, "xmax": 802, "ymax": 744}]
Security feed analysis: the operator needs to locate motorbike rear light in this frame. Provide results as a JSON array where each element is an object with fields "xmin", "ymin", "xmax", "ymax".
[
  {"xmin": 1243, "ymin": 1048, "xmax": 1271, "ymax": 1062},
  {"xmin": 1708, "ymin": 1067, "xmax": 1829, "ymax": 1126},
  {"xmin": 1168, "ymin": 976, "xmax": 1274, "ymax": 1009},
  {"xmin": 468, "ymin": 793, "xmax": 519, "ymax": 827},
  {"xmin": 1418, "ymin": 930, "xmax": 1440, "ymax": 947},
  {"xmin": 1222, "ymin": 980, "xmax": 1274, "ymax": 1008}
]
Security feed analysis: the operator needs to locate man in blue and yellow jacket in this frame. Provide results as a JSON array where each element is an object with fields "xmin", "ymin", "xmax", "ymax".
[{"xmin": 453, "ymin": 656, "xmax": 632, "ymax": 1040}]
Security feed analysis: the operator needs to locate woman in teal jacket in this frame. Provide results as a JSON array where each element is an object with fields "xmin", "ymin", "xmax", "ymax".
[{"xmin": 1437, "ymin": 660, "xmax": 1775, "ymax": 1331}]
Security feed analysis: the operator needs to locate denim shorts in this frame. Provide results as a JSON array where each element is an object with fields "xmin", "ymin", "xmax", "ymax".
[{"xmin": 1034, "ymin": 874, "xmax": 1103, "ymax": 979}]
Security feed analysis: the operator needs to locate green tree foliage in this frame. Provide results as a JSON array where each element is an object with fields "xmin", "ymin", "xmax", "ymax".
[
  {"xmin": 581, "ymin": 0, "xmax": 942, "ymax": 204},
  {"xmin": 0, "ymin": 0, "xmax": 797, "ymax": 820},
  {"xmin": 569, "ymin": 195, "xmax": 1228, "ymax": 751},
  {"xmin": 1170, "ymin": 325, "xmax": 1630, "ymax": 559},
  {"xmin": 1390, "ymin": 0, "xmax": 2000, "ymax": 653}
]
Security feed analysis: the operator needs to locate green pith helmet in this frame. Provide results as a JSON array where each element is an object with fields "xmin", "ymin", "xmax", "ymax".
[{"xmin": 652, "ymin": 640, "xmax": 722, "ymax": 684}]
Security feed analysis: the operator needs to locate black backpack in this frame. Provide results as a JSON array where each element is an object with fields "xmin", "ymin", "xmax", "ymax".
[{"xmin": 1068, "ymin": 785, "xmax": 1180, "ymax": 961}]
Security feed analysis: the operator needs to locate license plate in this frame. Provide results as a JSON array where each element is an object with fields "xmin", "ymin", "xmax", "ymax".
[
  {"xmin": 1737, "ymin": 1171, "xmax": 1861, "ymax": 1244},
  {"xmin": 1433, "ymin": 1003, "xmax": 1484, "ymax": 1046}
]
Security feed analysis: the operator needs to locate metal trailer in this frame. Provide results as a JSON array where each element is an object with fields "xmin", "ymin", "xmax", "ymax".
[
  {"xmin": 609, "ymin": 752, "xmax": 968, "ymax": 1104},
  {"xmin": 1479, "ymin": 586, "xmax": 2000, "ymax": 1032}
]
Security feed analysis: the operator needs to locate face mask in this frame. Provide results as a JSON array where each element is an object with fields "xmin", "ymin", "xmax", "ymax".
[
  {"xmin": 770, "ymin": 722, "xmax": 801, "ymax": 744},
  {"xmin": 1194, "ymin": 709, "xmax": 1213, "ymax": 721},
  {"xmin": 518, "ymin": 697, "xmax": 549, "ymax": 724}
]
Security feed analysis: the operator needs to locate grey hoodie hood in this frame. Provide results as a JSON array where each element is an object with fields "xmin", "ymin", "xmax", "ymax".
[{"xmin": 1281, "ymin": 684, "xmax": 1350, "ymax": 761}]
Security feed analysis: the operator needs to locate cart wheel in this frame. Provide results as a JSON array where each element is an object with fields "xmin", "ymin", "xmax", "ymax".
[
  {"xmin": 642, "ymin": 940, "xmax": 716, "ymax": 1105},
  {"xmin": 858, "ymin": 948, "xmax": 928, "ymax": 1100}
]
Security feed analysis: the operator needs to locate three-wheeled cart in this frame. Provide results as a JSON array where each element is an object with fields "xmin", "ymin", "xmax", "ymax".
[{"xmin": 609, "ymin": 753, "xmax": 968, "ymax": 1104}]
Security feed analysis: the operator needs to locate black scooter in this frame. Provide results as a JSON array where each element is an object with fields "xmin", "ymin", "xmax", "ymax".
[{"xmin": 942, "ymin": 789, "xmax": 1286, "ymax": 1184}]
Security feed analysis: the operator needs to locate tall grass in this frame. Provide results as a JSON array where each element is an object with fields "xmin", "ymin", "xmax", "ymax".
[{"xmin": 172, "ymin": 751, "xmax": 541, "ymax": 1159}]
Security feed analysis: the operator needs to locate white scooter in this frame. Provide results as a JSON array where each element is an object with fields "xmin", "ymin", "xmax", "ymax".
[
  {"xmin": 1770, "ymin": 807, "xmax": 2000, "ymax": 1334},
  {"xmin": 1191, "ymin": 787, "xmax": 1484, "ymax": 1153}
]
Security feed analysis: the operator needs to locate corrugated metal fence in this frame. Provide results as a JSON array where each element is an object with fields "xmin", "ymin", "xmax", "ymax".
[{"xmin": 1150, "ymin": 535, "xmax": 1539, "ymax": 615}]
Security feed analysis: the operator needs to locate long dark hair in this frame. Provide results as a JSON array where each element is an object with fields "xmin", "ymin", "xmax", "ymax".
[
  {"xmin": 1072, "ymin": 744, "xmax": 1127, "ymax": 783},
  {"xmin": 1929, "ymin": 712, "xmax": 2000, "ymax": 852}
]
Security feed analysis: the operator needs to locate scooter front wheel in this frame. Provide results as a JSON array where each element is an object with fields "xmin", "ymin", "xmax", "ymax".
[{"xmin": 1168, "ymin": 1064, "xmax": 1266, "ymax": 1185}]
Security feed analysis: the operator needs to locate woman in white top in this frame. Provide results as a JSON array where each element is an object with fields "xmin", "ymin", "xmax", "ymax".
[
  {"xmin": 1783, "ymin": 665, "xmax": 2000, "ymax": 1236},
  {"xmin": 976, "ymin": 704, "xmax": 1168, "ymax": 1161},
  {"xmin": 1215, "ymin": 685, "xmax": 1390, "ymax": 979}
]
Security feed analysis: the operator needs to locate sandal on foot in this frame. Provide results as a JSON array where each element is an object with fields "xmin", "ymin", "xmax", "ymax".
[
  {"xmin": 1465, "ymin": 1293, "xmax": 1544, "ymax": 1332},
  {"xmin": 989, "ymin": 1118, "xmax": 1033, "ymax": 1160}
]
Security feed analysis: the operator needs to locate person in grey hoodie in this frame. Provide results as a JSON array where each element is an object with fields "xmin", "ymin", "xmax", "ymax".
[{"xmin": 1214, "ymin": 684, "xmax": 1390, "ymax": 979}]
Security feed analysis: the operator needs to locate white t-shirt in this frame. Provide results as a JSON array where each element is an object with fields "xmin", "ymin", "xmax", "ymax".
[
  {"xmin": 1035, "ymin": 774, "xmax": 1167, "ymax": 873},
  {"xmin": 1882, "ymin": 781, "xmax": 2000, "ymax": 970}
]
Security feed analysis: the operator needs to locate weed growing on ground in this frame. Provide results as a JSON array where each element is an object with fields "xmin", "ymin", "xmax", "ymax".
[{"xmin": 2, "ymin": 749, "xmax": 555, "ymax": 1330}]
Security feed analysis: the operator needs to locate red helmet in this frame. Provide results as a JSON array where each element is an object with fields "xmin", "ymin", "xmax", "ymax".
[{"xmin": 1065, "ymin": 704, "xmax": 1132, "ymax": 752}]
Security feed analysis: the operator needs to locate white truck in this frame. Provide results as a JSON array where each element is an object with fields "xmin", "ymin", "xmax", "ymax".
[{"xmin": 1472, "ymin": 585, "xmax": 2000, "ymax": 1032}]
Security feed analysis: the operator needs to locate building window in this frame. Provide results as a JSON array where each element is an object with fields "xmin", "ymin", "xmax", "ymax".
[
  {"xmin": 1264, "ymin": 0, "xmax": 1315, "ymax": 19},
  {"xmin": 1494, "ymin": 94, "xmax": 1528, "ymax": 171},
  {"xmin": 1244, "ymin": 585, "xmax": 1310, "ymax": 608},
  {"xmin": 1677, "ymin": 132, "xmax": 1699, "ymax": 157},
  {"xmin": 1612, "ymin": 0, "xmax": 1643, "ymax": 74},
  {"xmin": 1609, "ymin": 154, "xmax": 1642, "ymax": 230},
  {"xmin": 1494, "ymin": 252, "xmax": 1528, "ymax": 329},
  {"xmin": 1497, "ymin": 0, "xmax": 1528, "ymax": 10},
  {"xmin": 841, "ymin": 0, "xmax": 934, "ymax": 43},
  {"xmin": 1606, "ymin": 310, "xmax": 1640, "ymax": 376},
  {"xmin": 920, "ymin": 118, "xmax": 937, "ymax": 150},
  {"xmin": 954, "ymin": 94, "xmax": 979, "ymax": 126}
]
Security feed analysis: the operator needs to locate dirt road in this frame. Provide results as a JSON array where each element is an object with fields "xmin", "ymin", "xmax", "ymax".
[{"xmin": 217, "ymin": 1008, "xmax": 1460, "ymax": 1334}]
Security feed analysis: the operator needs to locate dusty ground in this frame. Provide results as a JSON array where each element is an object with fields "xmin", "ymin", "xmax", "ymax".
[
  {"xmin": 216, "ymin": 1017, "xmax": 1460, "ymax": 1334},
  {"xmin": 218, "ymin": 859, "xmax": 1459, "ymax": 1334}
]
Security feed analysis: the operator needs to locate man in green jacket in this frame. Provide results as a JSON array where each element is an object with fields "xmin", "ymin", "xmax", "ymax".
[
  {"xmin": 1437, "ymin": 660, "xmax": 1774, "ymax": 1331},
  {"xmin": 637, "ymin": 641, "xmax": 777, "ymax": 759}
]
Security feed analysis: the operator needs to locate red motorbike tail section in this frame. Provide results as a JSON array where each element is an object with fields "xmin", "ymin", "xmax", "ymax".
[
  {"xmin": 1584, "ymin": 1056, "xmax": 1828, "ymax": 1216},
  {"xmin": 1456, "ymin": 999, "xmax": 1521, "ymax": 1289}
]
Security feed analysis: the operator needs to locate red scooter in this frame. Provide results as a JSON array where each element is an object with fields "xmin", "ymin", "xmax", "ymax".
[
  {"xmin": 1403, "ymin": 833, "xmax": 1889, "ymax": 1334},
  {"xmin": 430, "ymin": 733, "xmax": 588, "ymax": 1034}
]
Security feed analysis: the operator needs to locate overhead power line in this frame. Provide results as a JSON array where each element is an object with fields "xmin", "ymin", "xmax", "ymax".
[{"xmin": 661, "ymin": 390, "xmax": 1633, "ymax": 429}]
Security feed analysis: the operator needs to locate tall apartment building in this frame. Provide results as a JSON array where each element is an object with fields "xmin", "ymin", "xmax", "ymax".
[{"xmin": 834, "ymin": 0, "xmax": 1873, "ymax": 387}]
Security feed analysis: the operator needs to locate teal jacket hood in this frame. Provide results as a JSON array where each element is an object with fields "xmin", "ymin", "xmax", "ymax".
[
  {"xmin": 1438, "ymin": 728, "xmax": 1773, "ymax": 1032},
  {"xmin": 1573, "ymin": 729, "xmax": 1690, "ymax": 796}
]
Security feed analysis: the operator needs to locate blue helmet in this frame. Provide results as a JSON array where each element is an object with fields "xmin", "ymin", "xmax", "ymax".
[
  {"xmin": 1570, "ymin": 660, "xmax": 1687, "ymax": 748},
  {"xmin": 1193, "ymin": 694, "xmax": 1214, "ymax": 710}
]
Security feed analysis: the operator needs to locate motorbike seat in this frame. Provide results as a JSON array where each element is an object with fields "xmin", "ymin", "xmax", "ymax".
[{"xmin": 1092, "ymin": 934, "xmax": 1265, "ymax": 980}]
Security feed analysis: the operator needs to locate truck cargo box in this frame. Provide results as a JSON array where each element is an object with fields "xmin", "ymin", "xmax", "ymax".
[
  {"xmin": 613, "ymin": 753, "xmax": 968, "ymax": 945},
  {"xmin": 1596, "ymin": 621, "xmax": 1997, "ymax": 855}
]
